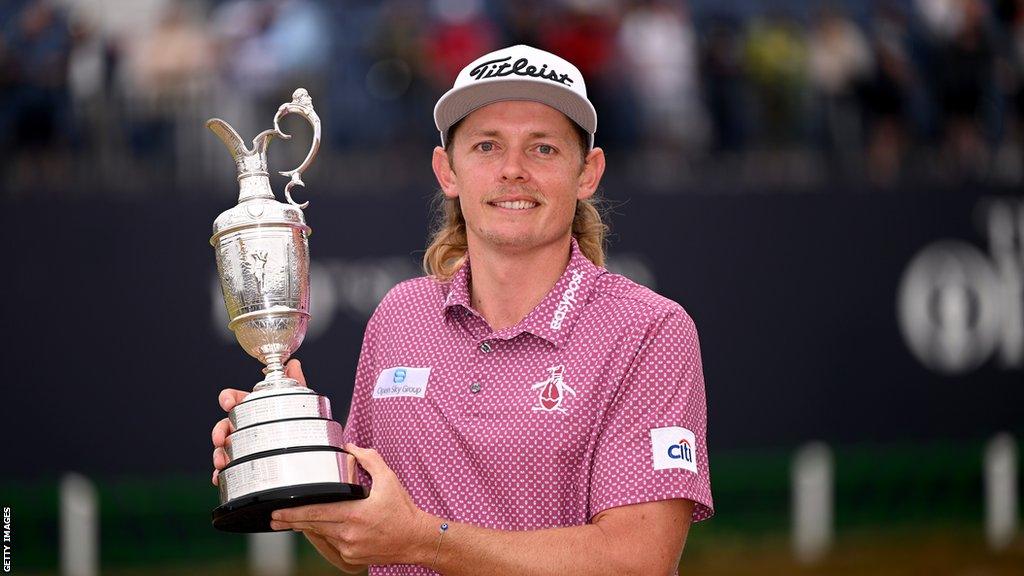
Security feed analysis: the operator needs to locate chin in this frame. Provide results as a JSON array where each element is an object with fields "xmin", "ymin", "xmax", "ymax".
[
  {"xmin": 477, "ymin": 228, "xmax": 567, "ymax": 253},
  {"xmin": 482, "ymin": 232, "xmax": 535, "ymax": 249}
]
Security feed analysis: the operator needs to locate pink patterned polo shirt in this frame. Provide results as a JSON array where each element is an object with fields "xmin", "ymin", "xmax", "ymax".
[{"xmin": 341, "ymin": 239, "xmax": 713, "ymax": 574}]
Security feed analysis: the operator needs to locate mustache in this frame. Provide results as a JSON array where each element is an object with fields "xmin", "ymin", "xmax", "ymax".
[{"xmin": 486, "ymin": 185, "xmax": 543, "ymax": 202}]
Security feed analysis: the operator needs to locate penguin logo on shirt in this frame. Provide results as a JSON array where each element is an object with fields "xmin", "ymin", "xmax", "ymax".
[{"xmin": 531, "ymin": 365, "xmax": 576, "ymax": 413}]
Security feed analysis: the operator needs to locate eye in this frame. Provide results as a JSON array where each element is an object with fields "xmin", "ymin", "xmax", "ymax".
[
  {"xmin": 476, "ymin": 141, "xmax": 495, "ymax": 152},
  {"xmin": 537, "ymin": 144, "xmax": 555, "ymax": 155}
]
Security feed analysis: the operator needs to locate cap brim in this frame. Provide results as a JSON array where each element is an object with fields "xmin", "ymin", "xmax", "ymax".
[{"xmin": 434, "ymin": 78, "xmax": 596, "ymax": 149}]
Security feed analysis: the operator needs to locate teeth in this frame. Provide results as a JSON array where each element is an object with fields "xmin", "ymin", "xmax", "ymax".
[{"xmin": 493, "ymin": 201, "xmax": 537, "ymax": 210}]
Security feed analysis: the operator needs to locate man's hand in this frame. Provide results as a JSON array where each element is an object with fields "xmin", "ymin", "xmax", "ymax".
[
  {"xmin": 272, "ymin": 457, "xmax": 693, "ymax": 576},
  {"xmin": 269, "ymin": 444, "xmax": 434, "ymax": 570},
  {"xmin": 209, "ymin": 360, "xmax": 366, "ymax": 573},
  {"xmin": 210, "ymin": 359, "xmax": 307, "ymax": 486}
]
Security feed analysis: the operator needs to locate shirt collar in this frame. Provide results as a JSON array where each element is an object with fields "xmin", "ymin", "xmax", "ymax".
[
  {"xmin": 443, "ymin": 255, "xmax": 473, "ymax": 311},
  {"xmin": 443, "ymin": 238, "xmax": 604, "ymax": 348}
]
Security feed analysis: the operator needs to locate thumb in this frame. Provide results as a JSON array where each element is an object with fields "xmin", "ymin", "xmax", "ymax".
[
  {"xmin": 345, "ymin": 443, "xmax": 390, "ymax": 478},
  {"xmin": 284, "ymin": 359, "xmax": 307, "ymax": 387}
]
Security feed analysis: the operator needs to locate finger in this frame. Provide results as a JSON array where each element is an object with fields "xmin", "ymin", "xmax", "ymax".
[
  {"xmin": 211, "ymin": 417, "xmax": 232, "ymax": 447},
  {"xmin": 345, "ymin": 444, "xmax": 389, "ymax": 478},
  {"xmin": 271, "ymin": 519, "xmax": 335, "ymax": 533},
  {"xmin": 284, "ymin": 359, "xmax": 307, "ymax": 387},
  {"xmin": 272, "ymin": 502, "xmax": 345, "ymax": 523},
  {"xmin": 213, "ymin": 447, "xmax": 228, "ymax": 470},
  {"xmin": 219, "ymin": 388, "xmax": 249, "ymax": 412},
  {"xmin": 211, "ymin": 468, "xmax": 219, "ymax": 487},
  {"xmin": 269, "ymin": 520, "xmax": 297, "ymax": 532}
]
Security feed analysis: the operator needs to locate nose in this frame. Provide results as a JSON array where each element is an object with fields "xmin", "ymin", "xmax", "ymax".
[{"xmin": 499, "ymin": 148, "xmax": 529, "ymax": 183}]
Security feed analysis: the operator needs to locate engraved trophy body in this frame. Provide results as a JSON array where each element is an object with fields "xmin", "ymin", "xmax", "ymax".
[{"xmin": 208, "ymin": 89, "xmax": 365, "ymax": 533}]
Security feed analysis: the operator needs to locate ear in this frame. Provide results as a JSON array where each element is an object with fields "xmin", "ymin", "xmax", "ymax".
[
  {"xmin": 576, "ymin": 147, "xmax": 606, "ymax": 201},
  {"xmin": 432, "ymin": 146, "xmax": 459, "ymax": 199}
]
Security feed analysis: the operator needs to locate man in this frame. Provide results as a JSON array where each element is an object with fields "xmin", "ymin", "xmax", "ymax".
[{"xmin": 212, "ymin": 45, "xmax": 713, "ymax": 575}]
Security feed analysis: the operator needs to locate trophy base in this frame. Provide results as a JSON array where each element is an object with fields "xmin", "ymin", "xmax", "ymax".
[{"xmin": 212, "ymin": 482, "xmax": 367, "ymax": 533}]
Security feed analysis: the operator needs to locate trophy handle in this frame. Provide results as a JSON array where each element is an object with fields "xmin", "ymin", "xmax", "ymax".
[{"xmin": 272, "ymin": 88, "xmax": 321, "ymax": 209}]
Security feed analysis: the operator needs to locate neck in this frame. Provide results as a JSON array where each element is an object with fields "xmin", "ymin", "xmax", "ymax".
[{"xmin": 466, "ymin": 235, "xmax": 573, "ymax": 331}]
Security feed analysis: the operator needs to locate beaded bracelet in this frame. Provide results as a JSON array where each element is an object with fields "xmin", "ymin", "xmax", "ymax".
[{"xmin": 430, "ymin": 522, "xmax": 449, "ymax": 571}]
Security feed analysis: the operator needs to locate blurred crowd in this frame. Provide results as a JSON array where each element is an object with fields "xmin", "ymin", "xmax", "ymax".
[{"xmin": 5, "ymin": 0, "xmax": 1024, "ymax": 195}]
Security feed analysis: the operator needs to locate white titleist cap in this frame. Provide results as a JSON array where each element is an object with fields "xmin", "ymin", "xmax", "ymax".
[{"xmin": 433, "ymin": 44, "xmax": 597, "ymax": 150}]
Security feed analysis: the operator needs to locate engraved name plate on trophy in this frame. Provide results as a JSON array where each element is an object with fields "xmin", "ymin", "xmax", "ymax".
[{"xmin": 208, "ymin": 89, "xmax": 365, "ymax": 533}]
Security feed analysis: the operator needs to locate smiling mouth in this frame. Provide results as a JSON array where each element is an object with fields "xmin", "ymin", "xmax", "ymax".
[{"xmin": 490, "ymin": 200, "xmax": 539, "ymax": 210}]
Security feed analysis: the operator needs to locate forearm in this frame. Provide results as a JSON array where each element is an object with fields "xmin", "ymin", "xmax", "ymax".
[
  {"xmin": 413, "ymin": 511, "xmax": 683, "ymax": 576},
  {"xmin": 269, "ymin": 447, "xmax": 693, "ymax": 574}
]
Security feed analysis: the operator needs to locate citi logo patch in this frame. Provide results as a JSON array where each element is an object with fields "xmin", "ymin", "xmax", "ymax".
[
  {"xmin": 669, "ymin": 439, "xmax": 693, "ymax": 462},
  {"xmin": 374, "ymin": 367, "xmax": 430, "ymax": 399},
  {"xmin": 650, "ymin": 427, "xmax": 699, "ymax": 473},
  {"xmin": 549, "ymin": 270, "xmax": 584, "ymax": 330}
]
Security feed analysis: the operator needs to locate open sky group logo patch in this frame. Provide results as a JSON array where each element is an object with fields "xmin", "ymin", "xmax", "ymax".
[{"xmin": 373, "ymin": 367, "xmax": 430, "ymax": 399}]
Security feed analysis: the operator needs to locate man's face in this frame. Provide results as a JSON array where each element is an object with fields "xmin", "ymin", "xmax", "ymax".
[{"xmin": 432, "ymin": 101, "xmax": 605, "ymax": 255}]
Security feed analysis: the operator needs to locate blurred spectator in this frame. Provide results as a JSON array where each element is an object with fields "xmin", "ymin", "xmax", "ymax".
[
  {"xmin": 120, "ymin": 1, "xmax": 213, "ymax": 166},
  {"xmin": 934, "ymin": 0, "xmax": 997, "ymax": 178},
  {"xmin": 995, "ymin": 0, "xmax": 1024, "ymax": 179},
  {"xmin": 744, "ymin": 12, "xmax": 809, "ymax": 147},
  {"xmin": 67, "ymin": 14, "xmax": 107, "ymax": 127},
  {"xmin": 496, "ymin": 0, "xmax": 547, "ymax": 48},
  {"xmin": 1013, "ymin": 2, "xmax": 1024, "ymax": 116},
  {"xmin": 807, "ymin": 6, "xmax": 873, "ymax": 175},
  {"xmin": 424, "ymin": 0, "xmax": 497, "ymax": 89},
  {"xmin": 540, "ymin": 2, "xmax": 617, "ymax": 84},
  {"xmin": 213, "ymin": 0, "xmax": 326, "ymax": 96},
  {"xmin": 701, "ymin": 15, "xmax": 749, "ymax": 152},
  {"xmin": 267, "ymin": 0, "xmax": 330, "ymax": 74},
  {"xmin": 618, "ymin": 0, "xmax": 707, "ymax": 150},
  {"xmin": 123, "ymin": 3, "xmax": 214, "ymax": 100},
  {"xmin": 326, "ymin": 0, "xmax": 435, "ymax": 154},
  {"xmin": 540, "ymin": 2, "xmax": 622, "ymax": 148},
  {"xmin": 367, "ymin": 0, "xmax": 434, "ymax": 145},
  {"xmin": 1, "ymin": 0, "xmax": 73, "ymax": 187},
  {"xmin": 864, "ymin": 2, "xmax": 917, "ymax": 187},
  {"xmin": 915, "ymin": 0, "xmax": 964, "ymax": 41},
  {"xmin": 211, "ymin": 0, "xmax": 273, "ymax": 96},
  {"xmin": 64, "ymin": 7, "xmax": 123, "ymax": 181}
]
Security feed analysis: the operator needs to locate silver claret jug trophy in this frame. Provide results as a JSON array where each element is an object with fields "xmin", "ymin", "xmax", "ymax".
[{"xmin": 207, "ymin": 89, "xmax": 366, "ymax": 532}]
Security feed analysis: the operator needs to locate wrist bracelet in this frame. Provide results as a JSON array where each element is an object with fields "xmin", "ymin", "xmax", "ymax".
[{"xmin": 430, "ymin": 522, "xmax": 449, "ymax": 571}]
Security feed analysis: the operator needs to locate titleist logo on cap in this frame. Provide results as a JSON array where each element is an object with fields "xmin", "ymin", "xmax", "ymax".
[{"xmin": 469, "ymin": 56, "xmax": 574, "ymax": 86}]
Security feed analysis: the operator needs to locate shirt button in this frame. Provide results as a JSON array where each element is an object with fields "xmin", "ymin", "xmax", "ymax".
[
  {"xmin": 479, "ymin": 341, "xmax": 493, "ymax": 353},
  {"xmin": 469, "ymin": 383, "xmax": 482, "ymax": 394}
]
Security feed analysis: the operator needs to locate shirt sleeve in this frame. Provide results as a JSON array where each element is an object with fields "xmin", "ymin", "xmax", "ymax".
[{"xmin": 589, "ymin": 309, "xmax": 714, "ymax": 523}]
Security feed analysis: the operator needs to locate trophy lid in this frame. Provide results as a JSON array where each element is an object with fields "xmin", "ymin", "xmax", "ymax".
[{"xmin": 211, "ymin": 199, "xmax": 310, "ymax": 245}]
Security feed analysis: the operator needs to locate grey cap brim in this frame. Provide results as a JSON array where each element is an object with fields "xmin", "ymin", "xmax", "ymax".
[{"xmin": 434, "ymin": 78, "xmax": 597, "ymax": 149}]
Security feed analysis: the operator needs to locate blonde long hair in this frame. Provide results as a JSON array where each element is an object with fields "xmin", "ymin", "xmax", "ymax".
[{"xmin": 422, "ymin": 195, "xmax": 608, "ymax": 281}]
